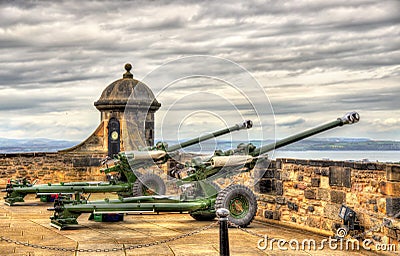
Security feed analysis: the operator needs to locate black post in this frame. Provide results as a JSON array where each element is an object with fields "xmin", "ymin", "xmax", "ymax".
[{"xmin": 216, "ymin": 208, "xmax": 230, "ymax": 256}]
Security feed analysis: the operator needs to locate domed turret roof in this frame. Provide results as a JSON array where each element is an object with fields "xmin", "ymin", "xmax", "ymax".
[{"xmin": 94, "ymin": 63, "xmax": 160, "ymax": 111}]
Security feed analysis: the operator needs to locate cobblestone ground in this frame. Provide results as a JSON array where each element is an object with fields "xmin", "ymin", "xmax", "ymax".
[{"xmin": 0, "ymin": 193, "xmax": 383, "ymax": 256}]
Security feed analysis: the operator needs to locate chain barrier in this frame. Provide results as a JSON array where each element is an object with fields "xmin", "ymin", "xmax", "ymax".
[{"xmin": 0, "ymin": 221, "xmax": 218, "ymax": 252}]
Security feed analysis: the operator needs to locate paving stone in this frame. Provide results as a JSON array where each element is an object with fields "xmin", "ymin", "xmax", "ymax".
[{"xmin": 0, "ymin": 191, "xmax": 379, "ymax": 255}]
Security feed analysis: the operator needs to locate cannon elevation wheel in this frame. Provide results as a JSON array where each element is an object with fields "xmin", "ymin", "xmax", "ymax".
[
  {"xmin": 132, "ymin": 173, "xmax": 166, "ymax": 196},
  {"xmin": 215, "ymin": 184, "xmax": 257, "ymax": 227}
]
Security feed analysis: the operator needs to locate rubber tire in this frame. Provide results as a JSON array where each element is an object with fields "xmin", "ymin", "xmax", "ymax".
[
  {"xmin": 214, "ymin": 184, "xmax": 257, "ymax": 227},
  {"xmin": 132, "ymin": 173, "xmax": 166, "ymax": 196},
  {"xmin": 189, "ymin": 182, "xmax": 221, "ymax": 221}
]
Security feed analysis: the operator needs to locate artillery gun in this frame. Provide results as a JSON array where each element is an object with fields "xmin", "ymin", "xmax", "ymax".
[
  {"xmin": 49, "ymin": 112, "xmax": 360, "ymax": 229},
  {"xmin": 2, "ymin": 120, "xmax": 253, "ymax": 205}
]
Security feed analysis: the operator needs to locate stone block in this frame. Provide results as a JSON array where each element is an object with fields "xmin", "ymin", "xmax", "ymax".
[
  {"xmin": 276, "ymin": 159, "xmax": 282, "ymax": 169},
  {"xmin": 18, "ymin": 170, "xmax": 27, "ymax": 176},
  {"xmin": 372, "ymin": 235, "xmax": 382, "ymax": 242},
  {"xmin": 304, "ymin": 189, "xmax": 316, "ymax": 199},
  {"xmin": 386, "ymin": 198, "xmax": 400, "ymax": 217},
  {"xmin": 281, "ymin": 170, "xmax": 291, "ymax": 181},
  {"xmin": 320, "ymin": 176, "xmax": 330, "ymax": 189},
  {"xmin": 72, "ymin": 157, "xmax": 102, "ymax": 167},
  {"xmin": 329, "ymin": 166, "xmax": 351, "ymax": 187},
  {"xmin": 323, "ymin": 203, "xmax": 342, "ymax": 221},
  {"xmin": 295, "ymin": 183, "xmax": 307, "ymax": 190},
  {"xmin": 275, "ymin": 170, "xmax": 281, "ymax": 180},
  {"xmin": 380, "ymin": 182, "xmax": 400, "ymax": 196},
  {"xmin": 330, "ymin": 190, "xmax": 346, "ymax": 204},
  {"xmin": 275, "ymin": 196, "xmax": 286, "ymax": 205},
  {"xmin": 276, "ymin": 180, "xmax": 283, "ymax": 196},
  {"xmin": 317, "ymin": 188, "xmax": 330, "ymax": 201},
  {"xmin": 254, "ymin": 179, "xmax": 275, "ymax": 194},
  {"xmin": 321, "ymin": 169, "xmax": 329, "ymax": 176},
  {"xmin": 386, "ymin": 228, "xmax": 399, "ymax": 240},
  {"xmin": 272, "ymin": 211, "xmax": 280, "ymax": 220},
  {"xmin": 287, "ymin": 201, "xmax": 299, "ymax": 211},
  {"xmin": 307, "ymin": 205, "xmax": 315, "ymax": 212},
  {"xmin": 297, "ymin": 175, "xmax": 303, "ymax": 181},
  {"xmin": 387, "ymin": 165, "xmax": 400, "ymax": 182},
  {"xmin": 264, "ymin": 210, "xmax": 274, "ymax": 219},
  {"xmin": 259, "ymin": 195, "xmax": 276, "ymax": 204},
  {"xmin": 305, "ymin": 216, "xmax": 321, "ymax": 228},
  {"xmin": 311, "ymin": 178, "xmax": 320, "ymax": 187}
]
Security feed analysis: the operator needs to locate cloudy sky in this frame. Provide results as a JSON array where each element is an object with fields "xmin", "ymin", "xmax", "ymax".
[{"xmin": 0, "ymin": 0, "xmax": 399, "ymax": 143}]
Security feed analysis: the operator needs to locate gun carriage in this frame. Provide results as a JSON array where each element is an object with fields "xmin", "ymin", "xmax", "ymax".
[{"xmin": 49, "ymin": 112, "xmax": 360, "ymax": 229}]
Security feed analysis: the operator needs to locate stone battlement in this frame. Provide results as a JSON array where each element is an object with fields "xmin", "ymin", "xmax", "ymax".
[
  {"xmin": 255, "ymin": 158, "xmax": 400, "ymax": 244},
  {"xmin": 0, "ymin": 152, "xmax": 106, "ymax": 187}
]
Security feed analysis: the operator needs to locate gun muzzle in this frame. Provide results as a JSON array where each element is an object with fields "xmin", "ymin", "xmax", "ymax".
[
  {"xmin": 1, "ymin": 188, "xmax": 12, "ymax": 193},
  {"xmin": 237, "ymin": 120, "xmax": 253, "ymax": 130},
  {"xmin": 340, "ymin": 111, "xmax": 360, "ymax": 125}
]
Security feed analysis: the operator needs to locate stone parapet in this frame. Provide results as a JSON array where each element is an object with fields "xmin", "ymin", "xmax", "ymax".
[
  {"xmin": 0, "ymin": 152, "xmax": 106, "ymax": 188},
  {"xmin": 255, "ymin": 158, "xmax": 400, "ymax": 244}
]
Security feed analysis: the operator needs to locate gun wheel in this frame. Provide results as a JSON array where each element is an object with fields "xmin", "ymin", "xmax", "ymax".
[
  {"xmin": 132, "ymin": 173, "xmax": 166, "ymax": 196},
  {"xmin": 215, "ymin": 184, "xmax": 257, "ymax": 227}
]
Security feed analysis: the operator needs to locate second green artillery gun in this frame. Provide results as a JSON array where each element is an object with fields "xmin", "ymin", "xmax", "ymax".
[
  {"xmin": 49, "ymin": 112, "xmax": 360, "ymax": 229},
  {"xmin": 2, "ymin": 120, "xmax": 253, "ymax": 206}
]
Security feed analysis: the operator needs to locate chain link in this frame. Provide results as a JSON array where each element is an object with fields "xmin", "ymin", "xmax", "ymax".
[
  {"xmin": 0, "ymin": 221, "xmax": 218, "ymax": 252},
  {"xmin": 228, "ymin": 221, "xmax": 266, "ymax": 239}
]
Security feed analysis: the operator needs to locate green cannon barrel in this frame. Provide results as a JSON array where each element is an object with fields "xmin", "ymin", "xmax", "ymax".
[
  {"xmin": 176, "ymin": 112, "xmax": 360, "ymax": 183},
  {"xmin": 4, "ymin": 120, "xmax": 253, "ymax": 205},
  {"xmin": 125, "ymin": 120, "xmax": 252, "ymax": 165},
  {"xmin": 166, "ymin": 120, "xmax": 253, "ymax": 152},
  {"xmin": 252, "ymin": 111, "xmax": 360, "ymax": 156}
]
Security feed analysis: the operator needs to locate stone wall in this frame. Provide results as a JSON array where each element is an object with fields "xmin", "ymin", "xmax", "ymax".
[
  {"xmin": 254, "ymin": 158, "xmax": 400, "ymax": 244},
  {"xmin": 2, "ymin": 151, "xmax": 400, "ymax": 244},
  {"xmin": 0, "ymin": 152, "xmax": 106, "ymax": 187}
]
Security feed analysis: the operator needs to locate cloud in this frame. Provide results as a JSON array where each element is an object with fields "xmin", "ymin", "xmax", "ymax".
[
  {"xmin": 276, "ymin": 116, "xmax": 306, "ymax": 128},
  {"xmin": 0, "ymin": 0, "xmax": 399, "ymax": 141}
]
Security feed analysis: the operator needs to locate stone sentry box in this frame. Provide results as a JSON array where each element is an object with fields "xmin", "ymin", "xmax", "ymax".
[{"xmin": 0, "ymin": 64, "xmax": 161, "ymax": 187}]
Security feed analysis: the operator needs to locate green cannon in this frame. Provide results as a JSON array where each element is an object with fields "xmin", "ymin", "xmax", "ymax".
[
  {"xmin": 2, "ymin": 120, "xmax": 253, "ymax": 205},
  {"xmin": 49, "ymin": 112, "xmax": 360, "ymax": 229}
]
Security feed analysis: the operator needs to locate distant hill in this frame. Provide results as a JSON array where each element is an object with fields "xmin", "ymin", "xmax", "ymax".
[
  {"xmin": 0, "ymin": 137, "xmax": 399, "ymax": 154},
  {"xmin": 163, "ymin": 138, "xmax": 400, "ymax": 153},
  {"xmin": 0, "ymin": 138, "xmax": 78, "ymax": 153}
]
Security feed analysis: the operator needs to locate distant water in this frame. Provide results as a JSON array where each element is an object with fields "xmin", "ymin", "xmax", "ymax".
[{"xmin": 271, "ymin": 150, "xmax": 399, "ymax": 163}]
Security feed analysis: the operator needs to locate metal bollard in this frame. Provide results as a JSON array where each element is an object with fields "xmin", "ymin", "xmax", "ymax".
[{"xmin": 216, "ymin": 208, "xmax": 230, "ymax": 256}]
